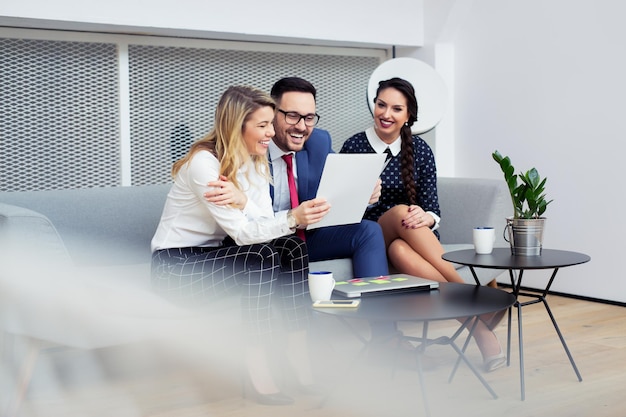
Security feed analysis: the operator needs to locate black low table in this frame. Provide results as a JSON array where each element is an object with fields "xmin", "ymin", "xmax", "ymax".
[
  {"xmin": 314, "ymin": 282, "xmax": 515, "ymax": 416},
  {"xmin": 442, "ymin": 248, "xmax": 591, "ymax": 400}
]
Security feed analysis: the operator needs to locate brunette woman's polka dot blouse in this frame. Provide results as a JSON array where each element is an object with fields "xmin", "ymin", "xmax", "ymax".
[{"xmin": 340, "ymin": 131, "xmax": 441, "ymax": 227}]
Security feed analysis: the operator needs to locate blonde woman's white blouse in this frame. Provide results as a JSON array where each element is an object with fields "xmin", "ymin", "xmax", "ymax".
[{"xmin": 151, "ymin": 150, "xmax": 292, "ymax": 251}]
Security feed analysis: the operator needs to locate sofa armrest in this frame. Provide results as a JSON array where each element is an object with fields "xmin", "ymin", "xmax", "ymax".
[
  {"xmin": 0, "ymin": 185, "xmax": 171, "ymax": 266},
  {"xmin": 0, "ymin": 203, "xmax": 72, "ymax": 266}
]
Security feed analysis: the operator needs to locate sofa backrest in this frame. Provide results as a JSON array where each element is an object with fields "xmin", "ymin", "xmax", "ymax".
[
  {"xmin": 0, "ymin": 184, "xmax": 171, "ymax": 266},
  {"xmin": 437, "ymin": 177, "xmax": 512, "ymax": 247},
  {"xmin": 1, "ymin": 178, "xmax": 512, "ymax": 268}
]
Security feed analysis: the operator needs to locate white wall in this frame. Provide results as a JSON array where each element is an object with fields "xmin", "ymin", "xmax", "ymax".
[
  {"xmin": 0, "ymin": 0, "xmax": 423, "ymax": 48},
  {"xmin": 405, "ymin": 0, "xmax": 625, "ymax": 303}
]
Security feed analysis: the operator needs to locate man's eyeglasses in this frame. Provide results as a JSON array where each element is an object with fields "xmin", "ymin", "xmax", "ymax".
[{"xmin": 277, "ymin": 109, "xmax": 320, "ymax": 127}]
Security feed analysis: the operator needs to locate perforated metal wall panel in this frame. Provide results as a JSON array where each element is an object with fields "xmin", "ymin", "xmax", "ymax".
[
  {"xmin": 0, "ymin": 38, "xmax": 119, "ymax": 192},
  {"xmin": 0, "ymin": 30, "xmax": 383, "ymax": 191}
]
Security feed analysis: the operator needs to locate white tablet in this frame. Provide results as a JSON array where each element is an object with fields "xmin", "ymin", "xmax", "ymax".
[{"xmin": 308, "ymin": 153, "xmax": 385, "ymax": 230}]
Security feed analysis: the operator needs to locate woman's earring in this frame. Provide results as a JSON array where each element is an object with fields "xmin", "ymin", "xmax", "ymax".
[{"xmin": 405, "ymin": 122, "xmax": 409, "ymax": 126}]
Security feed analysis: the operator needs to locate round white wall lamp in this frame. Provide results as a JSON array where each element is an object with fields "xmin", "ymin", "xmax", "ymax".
[{"xmin": 367, "ymin": 57, "xmax": 448, "ymax": 134}]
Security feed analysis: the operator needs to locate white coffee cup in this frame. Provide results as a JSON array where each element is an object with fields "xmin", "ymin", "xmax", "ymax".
[
  {"xmin": 473, "ymin": 227, "xmax": 496, "ymax": 254},
  {"xmin": 308, "ymin": 271, "xmax": 335, "ymax": 302}
]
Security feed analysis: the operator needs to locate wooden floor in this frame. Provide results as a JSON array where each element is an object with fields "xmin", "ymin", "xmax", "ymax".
[{"xmin": 3, "ymin": 291, "xmax": 626, "ymax": 417}]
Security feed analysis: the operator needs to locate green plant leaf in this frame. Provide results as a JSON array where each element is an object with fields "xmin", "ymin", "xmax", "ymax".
[
  {"xmin": 526, "ymin": 168, "xmax": 540, "ymax": 188},
  {"xmin": 492, "ymin": 150, "xmax": 504, "ymax": 164},
  {"xmin": 537, "ymin": 177, "xmax": 547, "ymax": 193},
  {"xmin": 507, "ymin": 176, "xmax": 518, "ymax": 192},
  {"xmin": 492, "ymin": 150, "xmax": 552, "ymax": 219},
  {"xmin": 504, "ymin": 164, "xmax": 515, "ymax": 179}
]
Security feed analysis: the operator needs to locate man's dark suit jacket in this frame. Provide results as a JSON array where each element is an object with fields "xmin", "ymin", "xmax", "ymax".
[
  {"xmin": 270, "ymin": 127, "xmax": 334, "ymax": 204},
  {"xmin": 294, "ymin": 128, "xmax": 334, "ymax": 202}
]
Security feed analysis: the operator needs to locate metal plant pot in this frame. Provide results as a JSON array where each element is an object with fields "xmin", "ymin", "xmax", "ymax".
[{"xmin": 504, "ymin": 217, "xmax": 546, "ymax": 256}]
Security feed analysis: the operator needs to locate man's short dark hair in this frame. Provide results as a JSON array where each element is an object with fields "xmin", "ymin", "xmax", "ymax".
[{"xmin": 270, "ymin": 77, "xmax": 317, "ymax": 102}]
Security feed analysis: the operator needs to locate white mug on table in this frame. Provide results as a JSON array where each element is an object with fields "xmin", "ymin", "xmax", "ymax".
[
  {"xmin": 473, "ymin": 227, "xmax": 496, "ymax": 254},
  {"xmin": 308, "ymin": 271, "xmax": 335, "ymax": 302}
]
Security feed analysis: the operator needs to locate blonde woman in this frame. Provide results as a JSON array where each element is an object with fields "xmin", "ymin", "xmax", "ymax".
[{"xmin": 151, "ymin": 86, "xmax": 316, "ymax": 405}]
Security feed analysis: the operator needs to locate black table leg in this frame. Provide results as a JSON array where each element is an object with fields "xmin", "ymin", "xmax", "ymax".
[
  {"xmin": 447, "ymin": 316, "xmax": 478, "ymax": 381},
  {"xmin": 541, "ymin": 296, "xmax": 583, "ymax": 382},
  {"xmin": 416, "ymin": 322, "xmax": 431, "ymax": 417},
  {"xmin": 510, "ymin": 267, "xmax": 583, "ymax": 400},
  {"xmin": 506, "ymin": 305, "xmax": 513, "ymax": 367},
  {"xmin": 445, "ymin": 317, "xmax": 499, "ymax": 400},
  {"xmin": 516, "ymin": 297, "xmax": 525, "ymax": 400}
]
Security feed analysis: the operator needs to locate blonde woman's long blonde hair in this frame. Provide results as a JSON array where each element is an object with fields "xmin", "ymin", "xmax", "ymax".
[{"xmin": 172, "ymin": 86, "xmax": 275, "ymax": 190}]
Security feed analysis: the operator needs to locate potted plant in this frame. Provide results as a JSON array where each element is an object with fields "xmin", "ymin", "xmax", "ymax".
[{"xmin": 492, "ymin": 150, "xmax": 553, "ymax": 255}]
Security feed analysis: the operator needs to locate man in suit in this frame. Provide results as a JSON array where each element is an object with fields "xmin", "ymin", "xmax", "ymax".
[
  {"xmin": 267, "ymin": 77, "xmax": 419, "ymax": 363},
  {"xmin": 268, "ymin": 76, "xmax": 388, "ymax": 279}
]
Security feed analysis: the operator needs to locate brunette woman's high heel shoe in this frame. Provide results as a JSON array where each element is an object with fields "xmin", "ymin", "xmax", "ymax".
[
  {"xmin": 476, "ymin": 332, "xmax": 506, "ymax": 373},
  {"xmin": 243, "ymin": 373, "xmax": 294, "ymax": 406},
  {"xmin": 483, "ymin": 350, "xmax": 507, "ymax": 373}
]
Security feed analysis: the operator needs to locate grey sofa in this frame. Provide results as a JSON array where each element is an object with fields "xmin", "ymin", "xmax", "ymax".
[
  {"xmin": 0, "ymin": 177, "xmax": 511, "ymax": 414},
  {"xmin": 0, "ymin": 177, "xmax": 511, "ymax": 288}
]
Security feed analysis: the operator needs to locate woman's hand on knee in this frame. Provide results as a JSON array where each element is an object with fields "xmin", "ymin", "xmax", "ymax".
[{"xmin": 404, "ymin": 205, "xmax": 434, "ymax": 229}]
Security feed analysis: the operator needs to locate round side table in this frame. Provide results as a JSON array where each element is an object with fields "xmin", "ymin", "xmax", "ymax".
[{"xmin": 442, "ymin": 248, "xmax": 590, "ymax": 400}]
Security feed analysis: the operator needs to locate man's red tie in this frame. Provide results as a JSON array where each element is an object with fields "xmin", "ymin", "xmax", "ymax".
[{"xmin": 282, "ymin": 153, "xmax": 306, "ymax": 241}]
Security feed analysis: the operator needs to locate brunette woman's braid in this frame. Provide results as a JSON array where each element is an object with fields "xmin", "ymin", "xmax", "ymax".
[
  {"xmin": 375, "ymin": 77, "xmax": 419, "ymax": 205},
  {"xmin": 400, "ymin": 124, "xmax": 417, "ymax": 205}
]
